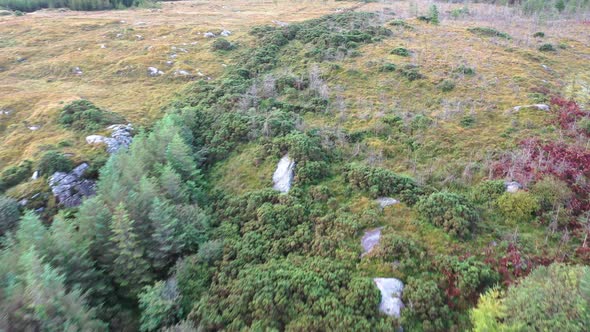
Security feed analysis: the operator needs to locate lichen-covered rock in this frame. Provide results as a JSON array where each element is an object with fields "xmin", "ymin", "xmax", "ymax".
[
  {"xmin": 272, "ymin": 155, "xmax": 295, "ymax": 193},
  {"xmin": 361, "ymin": 227, "xmax": 382, "ymax": 257},
  {"xmin": 49, "ymin": 163, "xmax": 95, "ymax": 208},
  {"xmin": 374, "ymin": 278, "xmax": 405, "ymax": 318}
]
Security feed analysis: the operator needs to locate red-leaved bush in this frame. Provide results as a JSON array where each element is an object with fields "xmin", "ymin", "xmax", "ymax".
[
  {"xmin": 492, "ymin": 138, "xmax": 590, "ymax": 214},
  {"xmin": 551, "ymin": 96, "xmax": 589, "ymax": 134}
]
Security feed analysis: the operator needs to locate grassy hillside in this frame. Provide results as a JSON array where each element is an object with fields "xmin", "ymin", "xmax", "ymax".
[{"xmin": 1, "ymin": 0, "xmax": 590, "ymax": 331}]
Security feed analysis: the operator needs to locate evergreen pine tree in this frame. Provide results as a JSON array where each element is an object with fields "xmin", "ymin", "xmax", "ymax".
[
  {"xmin": 429, "ymin": 4, "xmax": 440, "ymax": 25},
  {"xmin": 109, "ymin": 203, "xmax": 152, "ymax": 298},
  {"xmin": 166, "ymin": 133, "xmax": 198, "ymax": 180},
  {"xmin": 148, "ymin": 198, "xmax": 182, "ymax": 271}
]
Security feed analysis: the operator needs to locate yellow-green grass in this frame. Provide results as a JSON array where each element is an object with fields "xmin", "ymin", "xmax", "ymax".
[{"xmin": 0, "ymin": 0, "xmax": 359, "ymax": 170}]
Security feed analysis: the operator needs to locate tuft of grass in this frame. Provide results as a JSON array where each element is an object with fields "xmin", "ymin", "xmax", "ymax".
[
  {"xmin": 438, "ymin": 79, "xmax": 456, "ymax": 92},
  {"xmin": 379, "ymin": 63, "xmax": 397, "ymax": 72},
  {"xmin": 467, "ymin": 27, "xmax": 511, "ymax": 39}
]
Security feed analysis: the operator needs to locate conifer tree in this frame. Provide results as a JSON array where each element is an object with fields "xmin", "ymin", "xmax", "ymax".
[
  {"xmin": 148, "ymin": 198, "xmax": 182, "ymax": 271},
  {"xmin": 109, "ymin": 203, "xmax": 152, "ymax": 298}
]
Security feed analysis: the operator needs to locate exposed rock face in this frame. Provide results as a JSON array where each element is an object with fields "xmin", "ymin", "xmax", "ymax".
[
  {"xmin": 361, "ymin": 227, "xmax": 382, "ymax": 257},
  {"xmin": 376, "ymin": 197, "xmax": 399, "ymax": 208},
  {"xmin": 374, "ymin": 278, "xmax": 405, "ymax": 318},
  {"xmin": 505, "ymin": 181, "xmax": 522, "ymax": 193},
  {"xmin": 49, "ymin": 163, "xmax": 96, "ymax": 208},
  {"xmin": 86, "ymin": 124, "xmax": 133, "ymax": 154},
  {"xmin": 272, "ymin": 155, "xmax": 295, "ymax": 193}
]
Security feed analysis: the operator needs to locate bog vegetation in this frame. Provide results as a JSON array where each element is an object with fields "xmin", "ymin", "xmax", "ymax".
[{"xmin": 1, "ymin": 1, "xmax": 590, "ymax": 331}]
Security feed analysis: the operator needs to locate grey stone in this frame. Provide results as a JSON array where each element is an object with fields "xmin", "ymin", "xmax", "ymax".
[
  {"xmin": 513, "ymin": 104, "xmax": 550, "ymax": 112},
  {"xmin": 86, "ymin": 124, "xmax": 133, "ymax": 154},
  {"xmin": 272, "ymin": 20, "xmax": 289, "ymax": 27},
  {"xmin": 272, "ymin": 155, "xmax": 295, "ymax": 193},
  {"xmin": 49, "ymin": 163, "xmax": 96, "ymax": 208},
  {"xmin": 28, "ymin": 125, "xmax": 40, "ymax": 131},
  {"xmin": 31, "ymin": 171, "xmax": 39, "ymax": 180},
  {"xmin": 72, "ymin": 67, "xmax": 83, "ymax": 75},
  {"xmin": 204, "ymin": 32, "xmax": 216, "ymax": 38},
  {"xmin": 220, "ymin": 29, "xmax": 231, "ymax": 37},
  {"xmin": 374, "ymin": 278, "xmax": 405, "ymax": 318},
  {"xmin": 361, "ymin": 227, "xmax": 382, "ymax": 257}
]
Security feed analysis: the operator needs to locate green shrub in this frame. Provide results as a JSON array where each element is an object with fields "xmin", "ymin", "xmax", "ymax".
[
  {"xmin": 38, "ymin": 151, "xmax": 73, "ymax": 175},
  {"xmin": 0, "ymin": 195, "xmax": 20, "ymax": 235},
  {"xmin": 471, "ymin": 264, "xmax": 590, "ymax": 331},
  {"xmin": 0, "ymin": 160, "xmax": 32, "ymax": 192},
  {"xmin": 374, "ymin": 233, "xmax": 425, "ymax": 270},
  {"xmin": 0, "ymin": 0, "xmax": 135, "ymax": 12},
  {"xmin": 399, "ymin": 64, "xmax": 424, "ymax": 81},
  {"xmin": 468, "ymin": 27, "xmax": 511, "ymax": 39},
  {"xmin": 533, "ymin": 31, "xmax": 545, "ymax": 38},
  {"xmin": 379, "ymin": 63, "xmax": 397, "ymax": 72},
  {"xmin": 538, "ymin": 43, "xmax": 556, "ymax": 52},
  {"xmin": 497, "ymin": 191, "xmax": 539, "ymax": 224},
  {"xmin": 438, "ymin": 79, "xmax": 455, "ymax": 92},
  {"xmin": 459, "ymin": 115, "xmax": 475, "ymax": 128},
  {"xmin": 530, "ymin": 176, "xmax": 572, "ymax": 212},
  {"xmin": 471, "ymin": 180, "xmax": 505, "ymax": 206},
  {"xmin": 417, "ymin": 191, "xmax": 479, "ymax": 238},
  {"xmin": 402, "ymin": 278, "xmax": 451, "ymax": 331},
  {"xmin": 58, "ymin": 99, "xmax": 124, "ymax": 132},
  {"xmin": 344, "ymin": 163, "xmax": 425, "ymax": 205},
  {"xmin": 391, "ymin": 47, "xmax": 411, "ymax": 57},
  {"xmin": 454, "ymin": 65, "xmax": 475, "ymax": 76},
  {"xmin": 211, "ymin": 38, "xmax": 234, "ymax": 51},
  {"xmin": 450, "ymin": 6, "xmax": 469, "ymax": 19},
  {"xmin": 389, "ymin": 19, "xmax": 413, "ymax": 29}
]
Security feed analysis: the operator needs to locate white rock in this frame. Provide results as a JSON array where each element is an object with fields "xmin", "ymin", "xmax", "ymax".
[
  {"xmin": 31, "ymin": 171, "xmax": 39, "ymax": 180},
  {"xmin": 174, "ymin": 70, "xmax": 190, "ymax": 76},
  {"xmin": 28, "ymin": 125, "xmax": 40, "ymax": 131},
  {"xmin": 273, "ymin": 155, "xmax": 295, "ymax": 193},
  {"xmin": 72, "ymin": 67, "xmax": 83, "ymax": 75},
  {"xmin": 374, "ymin": 278, "xmax": 405, "ymax": 318},
  {"xmin": 147, "ymin": 67, "xmax": 164, "ymax": 76},
  {"xmin": 513, "ymin": 104, "xmax": 550, "ymax": 112},
  {"xmin": 100, "ymin": 44, "xmax": 106, "ymax": 49},
  {"xmin": 505, "ymin": 181, "xmax": 522, "ymax": 193},
  {"xmin": 135, "ymin": 34, "xmax": 144, "ymax": 40},
  {"xmin": 204, "ymin": 32, "xmax": 216, "ymax": 38},
  {"xmin": 376, "ymin": 197, "xmax": 399, "ymax": 208},
  {"xmin": 272, "ymin": 20, "xmax": 289, "ymax": 27},
  {"xmin": 220, "ymin": 29, "xmax": 231, "ymax": 37},
  {"xmin": 86, "ymin": 134, "xmax": 107, "ymax": 145},
  {"xmin": 361, "ymin": 227, "xmax": 382, "ymax": 257}
]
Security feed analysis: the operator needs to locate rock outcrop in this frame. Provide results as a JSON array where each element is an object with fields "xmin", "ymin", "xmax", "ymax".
[
  {"xmin": 49, "ymin": 163, "xmax": 96, "ymax": 208},
  {"xmin": 86, "ymin": 124, "xmax": 133, "ymax": 154},
  {"xmin": 272, "ymin": 155, "xmax": 295, "ymax": 193},
  {"xmin": 512, "ymin": 104, "xmax": 550, "ymax": 112},
  {"xmin": 361, "ymin": 227, "xmax": 382, "ymax": 257},
  {"xmin": 374, "ymin": 278, "xmax": 405, "ymax": 318}
]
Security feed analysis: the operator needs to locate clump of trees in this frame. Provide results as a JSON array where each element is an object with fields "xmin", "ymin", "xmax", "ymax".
[{"xmin": 0, "ymin": 0, "xmax": 143, "ymax": 11}]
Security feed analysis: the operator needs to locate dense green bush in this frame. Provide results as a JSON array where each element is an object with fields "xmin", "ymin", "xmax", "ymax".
[
  {"xmin": 454, "ymin": 65, "xmax": 476, "ymax": 76},
  {"xmin": 538, "ymin": 43, "xmax": 556, "ymax": 52},
  {"xmin": 344, "ymin": 163, "xmax": 425, "ymax": 205},
  {"xmin": 533, "ymin": 31, "xmax": 545, "ymax": 38},
  {"xmin": 471, "ymin": 264, "xmax": 590, "ymax": 331},
  {"xmin": 58, "ymin": 99, "xmax": 124, "ymax": 132},
  {"xmin": 391, "ymin": 47, "xmax": 411, "ymax": 57},
  {"xmin": 399, "ymin": 64, "xmax": 424, "ymax": 81},
  {"xmin": 38, "ymin": 151, "xmax": 73, "ymax": 175},
  {"xmin": 467, "ymin": 27, "xmax": 511, "ymax": 39},
  {"xmin": 211, "ymin": 38, "xmax": 234, "ymax": 51},
  {"xmin": 374, "ymin": 233, "xmax": 425, "ymax": 271},
  {"xmin": 0, "ymin": 195, "xmax": 20, "ymax": 235},
  {"xmin": 402, "ymin": 278, "xmax": 451, "ymax": 331},
  {"xmin": 416, "ymin": 192, "xmax": 479, "ymax": 238},
  {"xmin": 0, "ymin": 160, "xmax": 32, "ymax": 192},
  {"xmin": 496, "ymin": 191, "xmax": 539, "ymax": 224},
  {"xmin": 470, "ymin": 180, "xmax": 505, "ymax": 206},
  {"xmin": 379, "ymin": 63, "xmax": 397, "ymax": 72}
]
